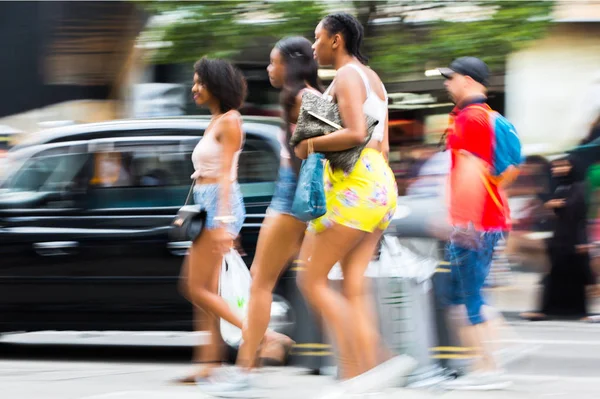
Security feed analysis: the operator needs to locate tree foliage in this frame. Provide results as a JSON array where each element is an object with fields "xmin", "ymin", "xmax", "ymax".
[
  {"xmin": 141, "ymin": 0, "xmax": 555, "ymax": 78},
  {"xmin": 142, "ymin": 1, "xmax": 325, "ymax": 62}
]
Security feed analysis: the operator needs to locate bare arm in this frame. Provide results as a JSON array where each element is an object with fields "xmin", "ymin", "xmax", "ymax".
[
  {"xmin": 381, "ymin": 108, "xmax": 390, "ymax": 162},
  {"xmin": 217, "ymin": 112, "xmax": 243, "ymax": 219},
  {"xmin": 295, "ymin": 67, "xmax": 367, "ymax": 159}
]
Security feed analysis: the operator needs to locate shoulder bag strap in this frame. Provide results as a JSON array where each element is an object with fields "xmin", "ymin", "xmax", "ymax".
[{"xmin": 184, "ymin": 182, "xmax": 195, "ymax": 206}]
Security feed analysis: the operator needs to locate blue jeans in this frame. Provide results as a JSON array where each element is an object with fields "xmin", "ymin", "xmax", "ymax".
[
  {"xmin": 268, "ymin": 164, "xmax": 298, "ymax": 216},
  {"xmin": 193, "ymin": 182, "xmax": 246, "ymax": 237},
  {"xmin": 445, "ymin": 229, "xmax": 503, "ymax": 325}
]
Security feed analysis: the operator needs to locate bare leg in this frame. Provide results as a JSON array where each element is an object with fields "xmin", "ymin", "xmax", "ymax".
[
  {"xmin": 179, "ymin": 256, "xmax": 204, "ymax": 364},
  {"xmin": 483, "ymin": 306, "xmax": 533, "ymax": 367},
  {"xmin": 176, "ymin": 245, "xmax": 225, "ymax": 382},
  {"xmin": 450, "ymin": 234, "xmax": 501, "ymax": 373},
  {"xmin": 187, "ymin": 228, "xmax": 245, "ymax": 328},
  {"xmin": 296, "ymin": 231, "xmax": 325, "ymax": 331},
  {"xmin": 298, "ymin": 224, "xmax": 366, "ymax": 379},
  {"xmin": 183, "ymin": 227, "xmax": 248, "ymax": 381},
  {"xmin": 459, "ymin": 322, "xmax": 498, "ymax": 371},
  {"xmin": 183, "ymin": 254, "xmax": 226, "ymax": 365},
  {"xmin": 339, "ymin": 229, "xmax": 385, "ymax": 374},
  {"xmin": 449, "ymin": 306, "xmax": 499, "ymax": 372},
  {"xmin": 198, "ymin": 262, "xmax": 226, "ymax": 367},
  {"xmin": 236, "ymin": 213, "xmax": 306, "ymax": 368}
]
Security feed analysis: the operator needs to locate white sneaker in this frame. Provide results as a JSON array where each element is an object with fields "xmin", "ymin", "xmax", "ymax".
[
  {"xmin": 443, "ymin": 370, "xmax": 512, "ymax": 391},
  {"xmin": 197, "ymin": 367, "xmax": 262, "ymax": 398},
  {"xmin": 315, "ymin": 355, "xmax": 417, "ymax": 399},
  {"xmin": 330, "ymin": 355, "xmax": 418, "ymax": 396}
]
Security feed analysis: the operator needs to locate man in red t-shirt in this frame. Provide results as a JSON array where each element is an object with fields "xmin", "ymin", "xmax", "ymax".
[
  {"xmin": 438, "ymin": 57, "xmax": 512, "ymax": 390},
  {"xmin": 446, "ymin": 103, "xmax": 510, "ymax": 232}
]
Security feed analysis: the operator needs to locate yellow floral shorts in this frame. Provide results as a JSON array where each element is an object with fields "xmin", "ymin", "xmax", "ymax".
[{"xmin": 309, "ymin": 148, "xmax": 398, "ymax": 234}]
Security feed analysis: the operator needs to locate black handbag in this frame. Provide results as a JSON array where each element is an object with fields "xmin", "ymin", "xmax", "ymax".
[{"xmin": 169, "ymin": 182, "xmax": 207, "ymax": 243}]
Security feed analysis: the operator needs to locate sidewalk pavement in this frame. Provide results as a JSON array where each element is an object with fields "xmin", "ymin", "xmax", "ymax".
[
  {"xmin": 3, "ymin": 361, "xmax": 590, "ymax": 399},
  {"xmin": 3, "ymin": 271, "xmax": 599, "ymax": 399}
]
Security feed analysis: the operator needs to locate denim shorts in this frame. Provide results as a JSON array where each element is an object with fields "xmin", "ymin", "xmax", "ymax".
[
  {"xmin": 193, "ymin": 182, "xmax": 246, "ymax": 237},
  {"xmin": 445, "ymin": 229, "xmax": 503, "ymax": 325},
  {"xmin": 268, "ymin": 164, "xmax": 298, "ymax": 216}
]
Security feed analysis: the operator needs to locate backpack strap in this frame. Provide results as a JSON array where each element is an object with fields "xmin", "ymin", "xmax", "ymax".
[
  {"xmin": 453, "ymin": 103, "xmax": 511, "ymax": 218},
  {"xmin": 467, "ymin": 103, "xmax": 500, "ymax": 129},
  {"xmin": 477, "ymin": 165, "xmax": 504, "ymax": 211}
]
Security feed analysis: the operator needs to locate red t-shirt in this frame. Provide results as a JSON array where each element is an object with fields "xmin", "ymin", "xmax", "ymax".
[{"xmin": 446, "ymin": 102, "xmax": 510, "ymax": 231}]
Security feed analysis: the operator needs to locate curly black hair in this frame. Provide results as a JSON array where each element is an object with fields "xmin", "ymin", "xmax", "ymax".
[
  {"xmin": 321, "ymin": 12, "xmax": 368, "ymax": 65},
  {"xmin": 194, "ymin": 57, "xmax": 247, "ymax": 113}
]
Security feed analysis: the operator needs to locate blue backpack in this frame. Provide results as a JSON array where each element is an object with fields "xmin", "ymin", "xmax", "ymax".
[
  {"xmin": 491, "ymin": 111, "xmax": 523, "ymax": 177},
  {"xmin": 474, "ymin": 104, "xmax": 524, "ymax": 179}
]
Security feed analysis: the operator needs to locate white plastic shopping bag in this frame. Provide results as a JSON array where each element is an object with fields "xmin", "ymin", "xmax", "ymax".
[
  {"xmin": 328, "ymin": 259, "xmax": 383, "ymax": 280},
  {"xmin": 378, "ymin": 236, "xmax": 438, "ymax": 283},
  {"xmin": 327, "ymin": 238, "xmax": 388, "ymax": 280},
  {"xmin": 327, "ymin": 238, "xmax": 389, "ymax": 280},
  {"xmin": 328, "ymin": 236, "xmax": 437, "ymax": 283},
  {"xmin": 218, "ymin": 248, "xmax": 251, "ymax": 347}
]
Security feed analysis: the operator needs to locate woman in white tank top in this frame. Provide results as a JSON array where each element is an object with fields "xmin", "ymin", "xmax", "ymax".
[
  {"xmin": 294, "ymin": 13, "xmax": 413, "ymax": 387},
  {"xmin": 198, "ymin": 38, "xmax": 325, "ymax": 395},
  {"xmin": 178, "ymin": 58, "xmax": 286, "ymax": 384}
]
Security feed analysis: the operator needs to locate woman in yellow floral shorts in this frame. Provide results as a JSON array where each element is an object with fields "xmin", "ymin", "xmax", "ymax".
[
  {"xmin": 293, "ymin": 13, "xmax": 411, "ymax": 384},
  {"xmin": 310, "ymin": 147, "xmax": 397, "ymax": 234}
]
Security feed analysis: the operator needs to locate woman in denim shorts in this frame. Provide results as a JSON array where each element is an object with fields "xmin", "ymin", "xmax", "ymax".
[
  {"xmin": 238, "ymin": 36, "xmax": 323, "ymax": 367},
  {"xmin": 178, "ymin": 58, "xmax": 286, "ymax": 384},
  {"xmin": 199, "ymin": 37, "xmax": 323, "ymax": 394}
]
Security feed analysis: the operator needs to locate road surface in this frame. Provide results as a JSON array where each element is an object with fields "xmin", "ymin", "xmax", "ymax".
[{"xmin": 1, "ymin": 319, "xmax": 599, "ymax": 399}]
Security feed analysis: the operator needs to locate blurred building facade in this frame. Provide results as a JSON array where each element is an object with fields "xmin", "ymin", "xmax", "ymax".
[
  {"xmin": 506, "ymin": 0, "xmax": 600, "ymax": 155},
  {"xmin": 2, "ymin": 0, "xmax": 598, "ymax": 157},
  {"xmin": 0, "ymin": 1, "xmax": 148, "ymax": 136}
]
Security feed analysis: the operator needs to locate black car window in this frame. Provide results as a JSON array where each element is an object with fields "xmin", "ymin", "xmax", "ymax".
[
  {"xmin": 86, "ymin": 133, "xmax": 279, "ymax": 209},
  {"xmin": 3, "ymin": 146, "xmax": 89, "ymax": 192},
  {"xmin": 87, "ymin": 140, "xmax": 195, "ymax": 209},
  {"xmin": 89, "ymin": 142, "xmax": 194, "ymax": 189}
]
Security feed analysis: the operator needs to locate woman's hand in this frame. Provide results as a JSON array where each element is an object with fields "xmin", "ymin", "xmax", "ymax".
[
  {"xmin": 294, "ymin": 139, "xmax": 309, "ymax": 160},
  {"xmin": 213, "ymin": 227, "xmax": 233, "ymax": 255}
]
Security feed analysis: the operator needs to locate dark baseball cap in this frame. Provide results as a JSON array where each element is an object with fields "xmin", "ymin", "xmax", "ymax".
[{"xmin": 438, "ymin": 57, "xmax": 490, "ymax": 87}]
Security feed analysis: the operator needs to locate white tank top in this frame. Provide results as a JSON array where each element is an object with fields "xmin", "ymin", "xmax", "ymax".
[
  {"xmin": 191, "ymin": 112, "xmax": 244, "ymax": 181},
  {"xmin": 323, "ymin": 63, "xmax": 388, "ymax": 142}
]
